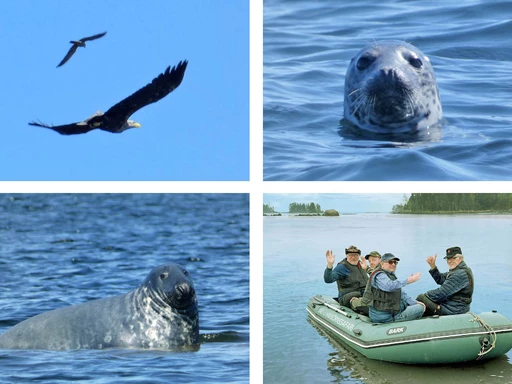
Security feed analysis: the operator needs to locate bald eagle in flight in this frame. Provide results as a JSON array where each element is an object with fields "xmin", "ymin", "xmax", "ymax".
[
  {"xmin": 57, "ymin": 31, "xmax": 107, "ymax": 68},
  {"xmin": 29, "ymin": 60, "xmax": 188, "ymax": 135}
]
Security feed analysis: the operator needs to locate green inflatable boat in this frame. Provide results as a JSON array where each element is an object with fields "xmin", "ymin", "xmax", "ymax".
[{"xmin": 307, "ymin": 295, "xmax": 512, "ymax": 364}]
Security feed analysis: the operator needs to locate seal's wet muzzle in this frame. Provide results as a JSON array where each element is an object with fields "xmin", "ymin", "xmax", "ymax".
[{"xmin": 169, "ymin": 283, "xmax": 196, "ymax": 310}]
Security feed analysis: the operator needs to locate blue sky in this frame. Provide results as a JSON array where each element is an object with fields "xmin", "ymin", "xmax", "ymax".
[
  {"xmin": 264, "ymin": 194, "xmax": 407, "ymax": 213},
  {"xmin": 0, "ymin": 1, "xmax": 248, "ymax": 181}
]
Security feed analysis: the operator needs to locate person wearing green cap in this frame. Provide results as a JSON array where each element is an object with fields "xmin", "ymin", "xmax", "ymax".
[
  {"xmin": 324, "ymin": 245, "xmax": 369, "ymax": 310},
  {"xmin": 416, "ymin": 246, "xmax": 474, "ymax": 316},
  {"xmin": 361, "ymin": 253, "xmax": 425, "ymax": 323}
]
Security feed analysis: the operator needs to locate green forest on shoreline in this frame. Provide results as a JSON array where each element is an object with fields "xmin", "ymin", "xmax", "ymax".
[
  {"xmin": 263, "ymin": 202, "xmax": 322, "ymax": 214},
  {"xmin": 392, "ymin": 193, "xmax": 512, "ymax": 214}
]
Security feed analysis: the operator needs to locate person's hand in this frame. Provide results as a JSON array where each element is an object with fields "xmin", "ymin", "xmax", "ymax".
[
  {"xmin": 326, "ymin": 250, "xmax": 335, "ymax": 269},
  {"xmin": 406, "ymin": 272, "xmax": 421, "ymax": 284},
  {"xmin": 426, "ymin": 254, "xmax": 437, "ymax": 269},
  {"xmin": 359, "ymin": 256, "xmax": 367, "ymax": 269}
]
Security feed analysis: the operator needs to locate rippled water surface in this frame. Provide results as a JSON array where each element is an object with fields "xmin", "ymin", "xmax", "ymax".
[
  {"xmin": 264, "ymin": 214, "xmax": 512, "ymax": 383},
  {"xmin": 264, "ymin": 0, "xmax": 512, "ymax": 180},
  {"xmin": 0, "ymin": 194, "xmax": 249, "ymax": 383}
]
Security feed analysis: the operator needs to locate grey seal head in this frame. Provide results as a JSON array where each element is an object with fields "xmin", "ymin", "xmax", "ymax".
[
  {"xmin": 0, "ymin": 263, "xmax": 199, "ymax": 350},
  {"xmin": 344, "ymin": 40, "xmax": 442, "ymax": 133}
]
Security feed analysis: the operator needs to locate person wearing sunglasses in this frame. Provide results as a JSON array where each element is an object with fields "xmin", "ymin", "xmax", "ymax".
[
  {"xmin": 324, "ymin": 245, "xmax": 369, "ymax": 310},
  {"xmin": 416, "ymin": 246, "xmax": 474, "ymax": 316},
  {"xmin": 361, "ymin": 253, "xmax": 425, "ymax": 323}
]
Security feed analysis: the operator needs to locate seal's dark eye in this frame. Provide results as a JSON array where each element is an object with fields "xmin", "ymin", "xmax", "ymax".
[
  {"xmin": 160, "ymin": 272, "xmax": 168, "ymax": 280},
  {"xmin": 357, "ymin": 56, "xmax": 374, "ymax": 70},
  {"xmin": 408, "ymin": 57, "xmax": 423, "ymax": 69}
]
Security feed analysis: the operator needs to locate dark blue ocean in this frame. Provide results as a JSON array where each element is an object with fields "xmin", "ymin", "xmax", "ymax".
[
  {"xmin": 264, "ymin": 0, "xmax": 512, "ymax": 180},
  {"xmin": 0, "ymin": 194, "xmax": 249, "ymax": 383}
]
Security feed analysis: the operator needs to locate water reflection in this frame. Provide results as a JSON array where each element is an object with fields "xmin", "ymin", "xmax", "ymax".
[{"xmin": 309, "ymin": 319, "xmax": 512, "ymax": 384}]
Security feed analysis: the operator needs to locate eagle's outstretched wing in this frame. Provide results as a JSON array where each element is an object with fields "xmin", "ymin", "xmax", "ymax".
[
  {"xmin": 29, "ymin": 121, "xmax": 98, "ymax": 135},
  {"xmin": 103, "ymin": 60, "xmax": 189, "ymax": 125},
  {"xmin": 80, "ymin": 31, "xmax": 107, "ymax": 42},
  {"xmin": 57, "ymin": 45, "xmax": 79, "ymax": 68}
]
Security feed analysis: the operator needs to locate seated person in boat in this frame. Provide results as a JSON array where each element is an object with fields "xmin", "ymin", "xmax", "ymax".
[
  {"xmin": 416, "ymin": 246, "xmax": 474, "ymax": 316},
  {"xmin": 364, "ymin": 251, "xmax": 381, "ymax": 275},
  {"xmin": 348, "ymin": 251, "xmax": 381, "ymax": 312},
  {"xmin": 361, "ymin": 253, "xmax": 426, "ymax": 323},
  {"xmin": 324, "ymin": 246, "xmax": 369, "ymax": 310}
]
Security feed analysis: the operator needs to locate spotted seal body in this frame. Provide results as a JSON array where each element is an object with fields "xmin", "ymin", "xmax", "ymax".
[
  {"xmin": 0, "ymin": 264, "xmax": 199, "ymax": 350},
  {"xmin": 344, "ymin": 41, "xmax": 442, "ymax": 133}
]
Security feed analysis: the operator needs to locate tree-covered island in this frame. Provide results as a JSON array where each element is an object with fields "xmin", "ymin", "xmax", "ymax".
[
  {"xmin": 392, "ymin": 193, "xmax": 512, "ymax": 214},
  {"xmin": 263, "ymin": 202, "xmax": 340, "ymax": 216}
]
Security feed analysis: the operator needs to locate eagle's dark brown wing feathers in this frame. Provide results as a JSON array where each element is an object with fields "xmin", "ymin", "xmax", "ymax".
[
  {"xmin": 57, "ymin": 45, "xmax": 79, "ymax": 67},
  {"xmin": 80, "ymin": 31, "xmax": 107, "ymax": 42},
  {"xmin": 103, "ymin": 60, "xmax": 188, "ymax": 124},
  {"xmin": 29, "ymin": 121, "xmax": 97, "ymax": 135}
]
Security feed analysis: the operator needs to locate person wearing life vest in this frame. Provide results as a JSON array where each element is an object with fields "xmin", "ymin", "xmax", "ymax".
[
  {"xmin": 364, "ymin": 251, "xmax": 381, "ymax": 275},
  {"xmin": 324, "ymin": 245, "xmax": 369, "ymax": 308},
  {"xmin": 416, "ymin": 246, "xmax": 474, "ymax": 316},
  {"xmin": 361, "ymin": 253, "xmax": 426, "ymax": 323},
  {"xmin": 348, "ymin": 251, "xmax": 381, "ymax": 313}
]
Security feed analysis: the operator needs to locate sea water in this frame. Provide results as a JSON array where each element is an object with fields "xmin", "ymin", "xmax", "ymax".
[
  {"xmin": 0, "ymin": 194, "xmax": 249, "ymax": 383},
  {"xmin": 264, "ymin": 0, "xmax": 512, "ymax": 180}
]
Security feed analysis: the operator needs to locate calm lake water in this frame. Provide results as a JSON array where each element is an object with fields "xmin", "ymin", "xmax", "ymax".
[
  {"xmin": 0, "ymin": 194, "xmax": 249, "ymax": 383},
  {"xmin": 264, "ymin": 0, "xmax": 512, "ymax": 180},
  {"xmin": 264, "ymin": 214, "xmax": 512, "ymax": 383}
]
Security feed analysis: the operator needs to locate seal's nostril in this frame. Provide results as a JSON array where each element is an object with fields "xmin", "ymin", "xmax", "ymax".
[
  {"xmin": 175, "ymin": 284, "xmax": 195, "ymax": 299},
  {"xmin": 379, "ymin": 68, "xmax": 400, "ymax": 80},
  {"xmin": 380, "ymin": 68, "xmax": 391, "ymax": 77},
  {"xmin": 169, "ymin": 283, "xmax": 196, "ymax": 310},
  {"xmin": 176, "ymin": 284, "xmax": 187, "ymax": 295}
]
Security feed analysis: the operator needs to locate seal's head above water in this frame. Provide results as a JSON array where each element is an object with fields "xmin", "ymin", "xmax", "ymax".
[
  {"xmin": 344, "ymin": 40, "xmax": 442, "ymax": 133},
  {"xmin": 142, "ymin": 264, "xmax": 197, "ymax": 312}
]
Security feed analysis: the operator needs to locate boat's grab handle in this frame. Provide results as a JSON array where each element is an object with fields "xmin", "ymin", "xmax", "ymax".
[{"xmin": 311, "ymin": 296, "xmax": 352, "ymax": 318}]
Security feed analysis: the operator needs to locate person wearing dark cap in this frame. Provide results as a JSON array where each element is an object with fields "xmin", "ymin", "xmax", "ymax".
[
  {"xmin": 324, "ymin": 245, "xmax": 369, "ymax": 309},
  {"xmin": 361, "ymin": 253, "xmax": 425, "ymax": 323},
  {"xmin": 364, "ymin": 251, "xmax": 381, "ymax": 275},
  {"xmin": 348, "ymin": 251, "xmax": 382, "ymax": 313},
  {"xmin": 416, "ymin": 246, "xmax": 474, "ymax": 316}
]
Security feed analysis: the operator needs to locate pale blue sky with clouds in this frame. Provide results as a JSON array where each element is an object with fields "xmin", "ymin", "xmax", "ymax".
[
  {"xmin": 0, "ymin": 1, "xmax": 248, "ymax": 181},
  {"xmin": 264, "ymin": 194, "xmax": 407, "ymax": 213}
]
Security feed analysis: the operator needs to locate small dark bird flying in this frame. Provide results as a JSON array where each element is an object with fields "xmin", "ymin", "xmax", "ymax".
[
  {"xmin": 57, "ymin": 31, "xmax": 107, "ymax": 67},
  {"xmin": 29, "ymin": 60, "xmax": 188, "ymax": 135}
]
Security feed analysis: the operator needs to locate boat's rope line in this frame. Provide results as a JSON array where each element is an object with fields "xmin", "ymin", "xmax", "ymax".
[{"xmin": 470, "ymin": 312, "xmax": 497, "ymax": 359}]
